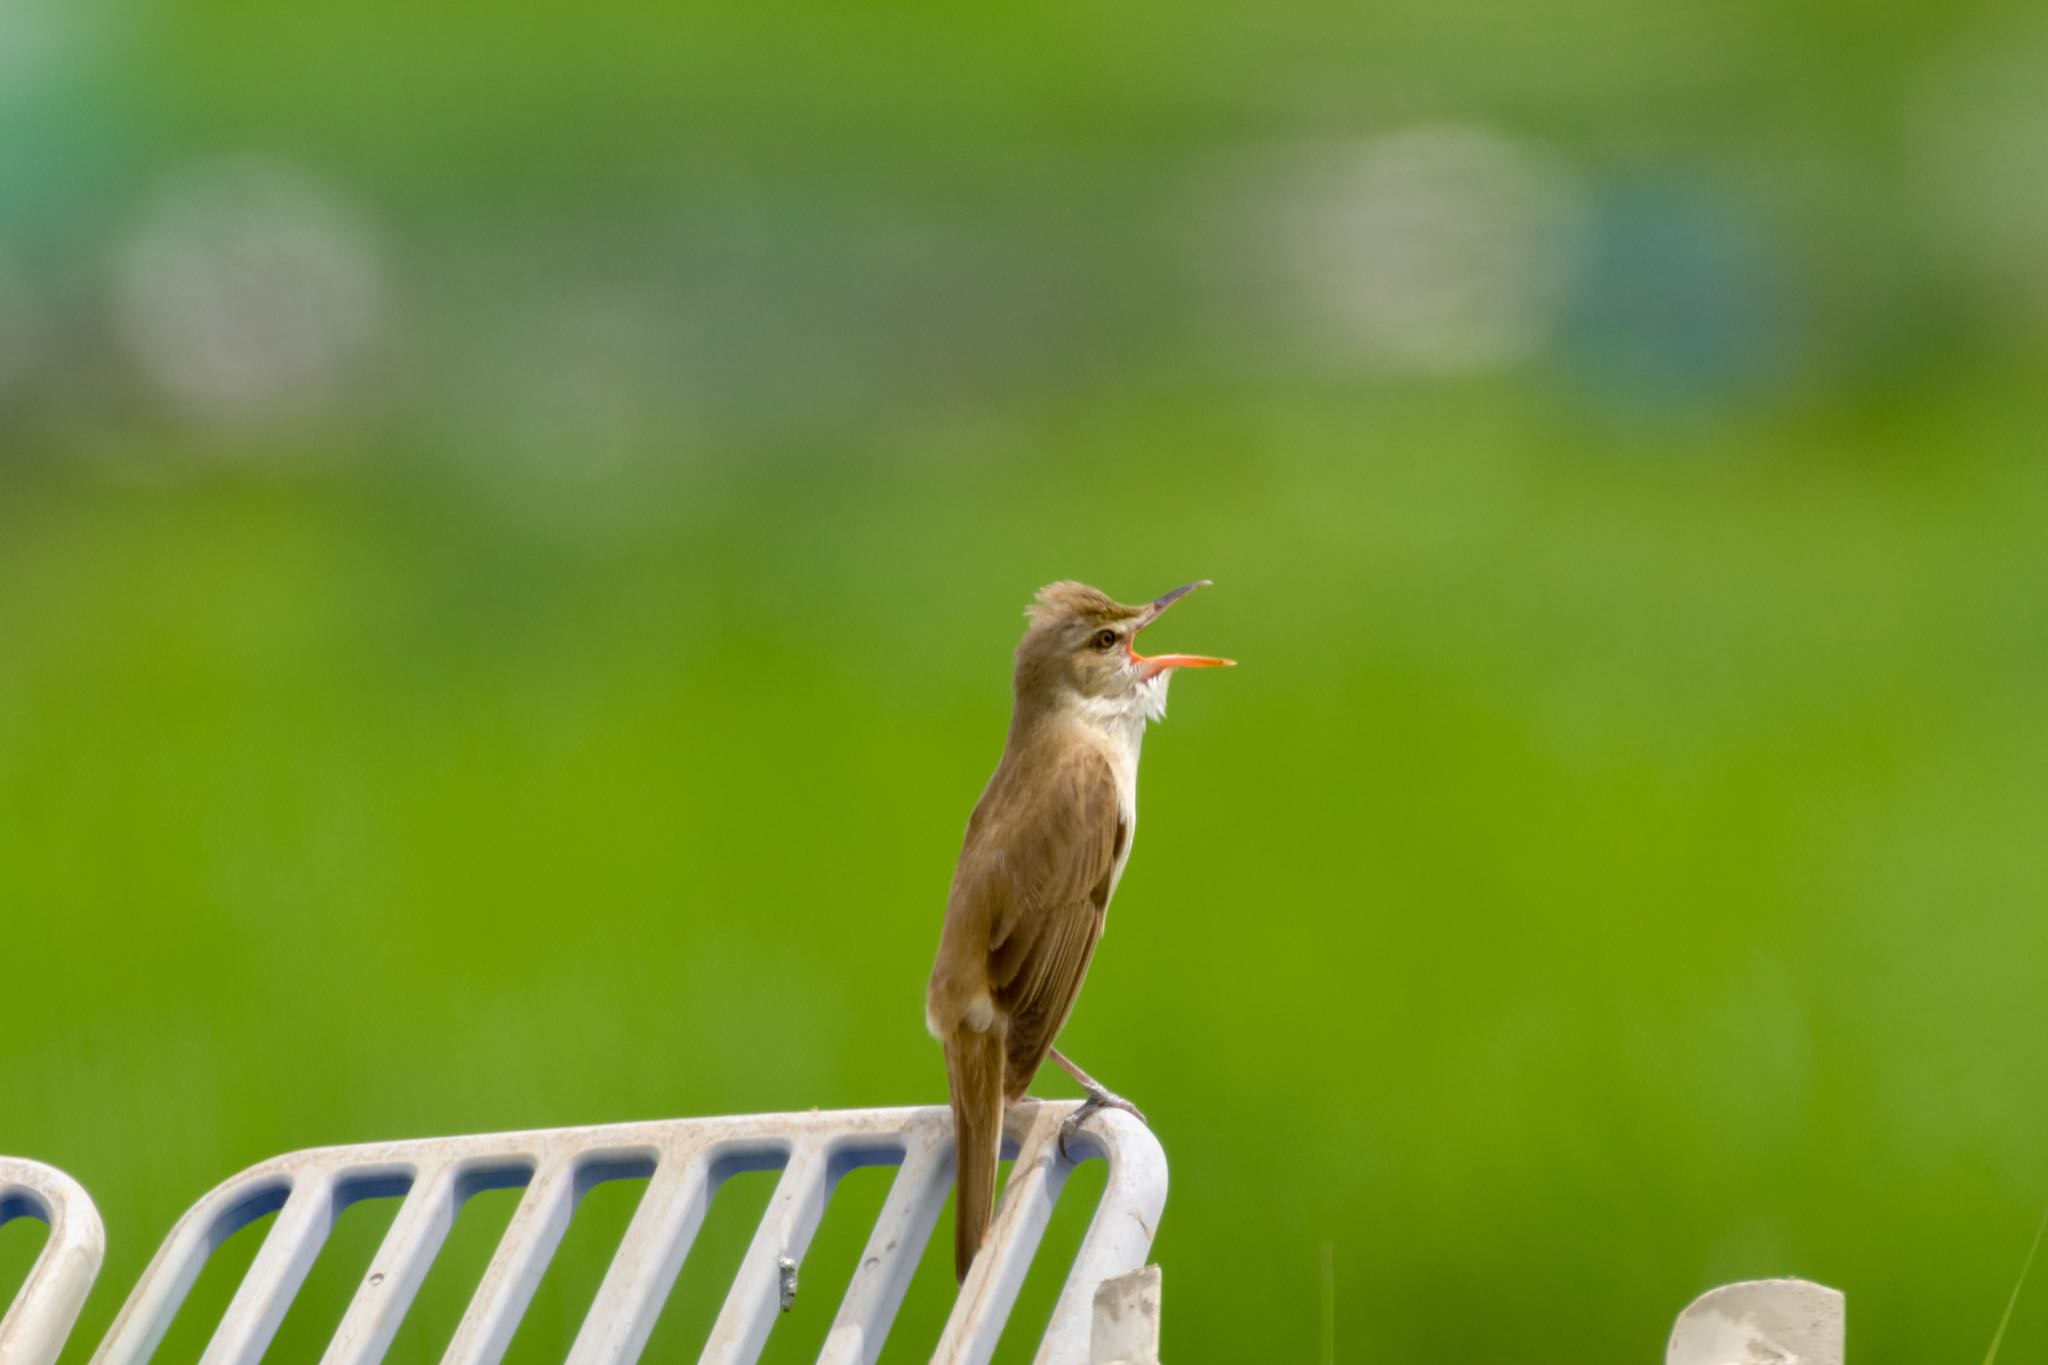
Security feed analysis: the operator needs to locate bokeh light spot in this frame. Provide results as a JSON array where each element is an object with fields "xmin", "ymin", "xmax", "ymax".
[
  {"xmin": 1257, "ymin": 123, "xmax": 1588, "ymax": 375},
  {"xmin": 111, "ymin": 157, "xmax": 383, "ymax": 427}
]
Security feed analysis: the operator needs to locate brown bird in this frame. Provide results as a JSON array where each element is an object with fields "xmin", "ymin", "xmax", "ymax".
[{"xmin": 926, "ymin": 579, "xmax": 1233, "ymax": 1281}]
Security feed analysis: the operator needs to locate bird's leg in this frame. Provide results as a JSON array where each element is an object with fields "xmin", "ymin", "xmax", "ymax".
[{"xmin": 1048, "ymin": 1047, "xmax": 1147, "ymax": 1160}]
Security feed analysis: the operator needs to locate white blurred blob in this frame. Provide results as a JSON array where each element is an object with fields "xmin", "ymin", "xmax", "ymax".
[
  {"xmin": 113, "ymin": 157, "xmax": 382, "ymax": 424},
  {"xmin": 1908, "ymin": 25, "xmax": 2048, "ymax": 333},
  {"xmin": 1257, "ymin": 124, "xmax": 1587, "ymax": 375}
]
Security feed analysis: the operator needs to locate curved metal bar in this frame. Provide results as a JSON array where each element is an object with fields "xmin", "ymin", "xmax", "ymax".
[{"xmin": 0, "ymin": 1157, "xmax": 107, "ymax": 1365}]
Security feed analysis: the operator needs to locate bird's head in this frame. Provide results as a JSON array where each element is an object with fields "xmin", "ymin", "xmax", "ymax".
[{"xmin": 1014, "ymin": 580, "xmax": 1234, "ymax": 722}]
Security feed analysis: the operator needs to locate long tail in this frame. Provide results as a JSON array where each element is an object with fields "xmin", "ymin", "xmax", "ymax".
[{"xmin": 945, "ymin": 1023, "xmax": 1006, "ymax": 1282}]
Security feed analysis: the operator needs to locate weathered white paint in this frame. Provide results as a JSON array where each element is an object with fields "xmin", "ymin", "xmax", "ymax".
[
  {"xmin": 1667, "ymin": 1277, "xmax": 1844, "ymax": 1365},
  {"xmin": 1090, "ymin": 1265, "xmax": 1162, "ymax": 1365}
]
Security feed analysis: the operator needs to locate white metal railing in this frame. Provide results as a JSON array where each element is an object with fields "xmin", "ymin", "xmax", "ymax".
[
  {"xmin": 4, "ymin": 1104, "xmax": 1845, "ymax": 1365},
  {"xmin": 0, "ymin": 1156, "xmax": 106, "ymax": 1365},
  {"xmin": 16, "ymin": 1100, "xmax": 1163, "ymax": 1365}
]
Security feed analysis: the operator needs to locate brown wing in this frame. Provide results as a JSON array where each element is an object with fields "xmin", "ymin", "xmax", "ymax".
[{"xmin": 982, "ymin": 748, "xmax": 1122, "ymax": 1097}]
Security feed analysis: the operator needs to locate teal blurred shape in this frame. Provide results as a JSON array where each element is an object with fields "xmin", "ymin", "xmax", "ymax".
[{"xmin": 1562, "ymin": 181, "xmax": 1799, "ymax": 410}]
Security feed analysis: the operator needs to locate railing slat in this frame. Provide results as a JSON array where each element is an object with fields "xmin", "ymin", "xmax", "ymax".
[
  {"xmin": 564, "ymin": 1153, "xmax": 714, "ymax": 1365},
  {"xmin": 700, "ymin": 1142, "xmax": 835, "ymax": 1363},
  {"xmin": 199, "ymin": 1173, "xmax": 338, "ymax": 1365},
  {"xmin": 818, "ymin": 1130, "xmax": 950, "ymax": 1365},
  {"xmin": 440, "ymin": 1156, "xmax": 576, "ymax": 1365},
  {"xmin": 91, "ymin": 1179, "xmax": 279, "ymax": 1365},
  {"xmin": 319, "ymin": 1163, "xmax": 457, "ymax": 1365},
  {"xmin": 934, "ymin": 1105, "xmax": 1072, "ymax": 1365}
]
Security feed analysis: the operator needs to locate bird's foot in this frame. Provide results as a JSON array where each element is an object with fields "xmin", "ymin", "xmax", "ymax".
[{"xmin": 1059, "ymin": 1086, "xmax": 1147, "ymax": 1161}]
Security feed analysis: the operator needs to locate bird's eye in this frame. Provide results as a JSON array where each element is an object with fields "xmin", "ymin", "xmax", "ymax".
[{"xmin": 1092, "ymin": 629, "xmax": 1120, "ymax": 651}]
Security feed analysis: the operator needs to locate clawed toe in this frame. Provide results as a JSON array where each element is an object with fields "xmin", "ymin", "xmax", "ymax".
[
  {"xmin": 1057, "ymin": 1091, "xmax": 1148, "ymax": 1161},
  {"xmin": 1057, "ymin": 1100, "xmax": 1097, "ymax": 1161}
]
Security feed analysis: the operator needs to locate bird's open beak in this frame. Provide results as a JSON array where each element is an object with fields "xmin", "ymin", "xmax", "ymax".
[{"xmin": 1131, "ymin": 580, "xmax": 1236, "ymax": 674}]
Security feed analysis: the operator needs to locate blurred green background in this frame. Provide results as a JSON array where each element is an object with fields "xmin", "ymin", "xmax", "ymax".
[{"xmin": 5, "ymin": 0, "xmax": 2048, "ymax": 1360}]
